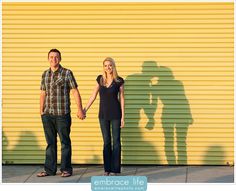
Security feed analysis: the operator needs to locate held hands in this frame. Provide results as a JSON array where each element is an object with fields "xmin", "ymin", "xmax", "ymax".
[{"xmin": 77, "ymin": 109, "xmax": 86, "ymax": 120}]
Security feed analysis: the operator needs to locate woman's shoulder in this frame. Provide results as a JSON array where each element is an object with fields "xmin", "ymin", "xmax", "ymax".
[
  {"xmin": 116, "ymin": 76, "xmax": 124, "ymax": 84},
  {"xmin": 96, "ymin": 75, "xmax": 103, "ymax": 84},
  {"xmin": 96, "ymin": 75, "xmax": 103, "ymax": 80}
]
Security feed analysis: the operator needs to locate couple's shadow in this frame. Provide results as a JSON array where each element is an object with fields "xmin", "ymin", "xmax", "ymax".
[{"xmin": 122, "ymin": 61, "xmax": 193, "ymax": 165}]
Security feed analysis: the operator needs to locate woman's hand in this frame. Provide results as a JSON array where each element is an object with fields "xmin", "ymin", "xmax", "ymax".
[{"xmin": 120, "ymin": 118, "xmax": 125, "ymax": 128}]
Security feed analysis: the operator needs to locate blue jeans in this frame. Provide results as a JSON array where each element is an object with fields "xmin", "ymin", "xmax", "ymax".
[
  {"xmin": 99, "ymin": 119, "xmax": 121, "ymax": 173},
  {"xmin": 41, "ymin": 113, "xmax": 72, "ymax": 175}
]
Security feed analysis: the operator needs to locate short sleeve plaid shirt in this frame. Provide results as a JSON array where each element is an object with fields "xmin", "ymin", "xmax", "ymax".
[{"xmin": 40, "ymin": 65, "xmax": 78, "ymax": 116}]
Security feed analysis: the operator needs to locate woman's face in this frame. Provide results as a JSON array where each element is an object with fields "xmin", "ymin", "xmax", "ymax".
[{"xmin": 104, "ymin": 61, "xmax": 113, "ymax": 74}]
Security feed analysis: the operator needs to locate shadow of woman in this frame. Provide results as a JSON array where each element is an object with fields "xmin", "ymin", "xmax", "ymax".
[
  {"xmin": 150, "ymin": 66, "xmax": 193, "ymax": 165},
  {"xmin": 122, "ymin": 61, "xmax": 160, "ymax": 165}
]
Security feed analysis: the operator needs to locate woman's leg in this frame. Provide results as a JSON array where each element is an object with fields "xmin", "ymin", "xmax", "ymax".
[
  {"xmin": 111, "ymin": 119, "xmax": 121, "ymax": 173},
  {"xmin": 99, "ymin": 119, "xmax": 112, "ymax": 173}
]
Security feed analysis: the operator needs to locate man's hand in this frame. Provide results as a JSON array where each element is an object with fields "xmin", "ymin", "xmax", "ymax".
[{"xmin": 77, "ymin": 109, "xmax": 86, "ymax": 120}]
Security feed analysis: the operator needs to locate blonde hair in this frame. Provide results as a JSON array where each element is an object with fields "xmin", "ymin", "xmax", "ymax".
[{"xmin": 101, "ymin": 57, "xmax": 119, "ymax": 85}]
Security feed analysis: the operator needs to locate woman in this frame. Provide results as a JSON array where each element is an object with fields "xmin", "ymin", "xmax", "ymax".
[{"xmin": 84, "ymin": 57, "xmax": 125, "ymax": 176}]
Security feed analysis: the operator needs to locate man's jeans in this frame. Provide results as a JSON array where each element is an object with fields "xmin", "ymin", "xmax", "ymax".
[
  {"xmin": 41, "ymin": 113, "xmax": 72, "ymax": 175},
  {"xmin": 99, "ymin": 119, "xmax": 121, "ymax": 173}
]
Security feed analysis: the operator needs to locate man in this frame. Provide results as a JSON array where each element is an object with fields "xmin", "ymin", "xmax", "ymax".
[{"xmin": 37, "ymin": 49, "xmax": 85, "ymax": 177}]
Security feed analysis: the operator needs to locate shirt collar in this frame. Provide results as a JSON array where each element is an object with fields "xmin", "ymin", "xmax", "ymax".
[{"xmin": 49, "ymin": 64, "xmax": 63, "ymax": 74}]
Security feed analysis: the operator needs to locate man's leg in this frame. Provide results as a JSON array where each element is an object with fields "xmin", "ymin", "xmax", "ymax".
[
  {"xmin": 56, "ymin": 113, "xmax": 72, "ymax": 175},
  {"xmin": 41, "ymin": 114, "xmax": 57, "ymax": 175}
]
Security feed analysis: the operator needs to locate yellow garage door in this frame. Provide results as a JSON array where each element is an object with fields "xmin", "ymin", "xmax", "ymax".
[{"xmin": 2, "ymin": 2, "xmax": 234, "ymax": 165}]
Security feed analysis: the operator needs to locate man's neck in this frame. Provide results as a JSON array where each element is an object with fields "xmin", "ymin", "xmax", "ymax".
[{"xmin": 51, "ymin": 65, "xmax": 60, "ymax": 72}]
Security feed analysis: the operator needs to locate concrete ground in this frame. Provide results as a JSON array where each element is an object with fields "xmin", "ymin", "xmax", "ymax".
[{"xmin": 1, "ymin": 165, "xmax": 234, "ymax": 183}]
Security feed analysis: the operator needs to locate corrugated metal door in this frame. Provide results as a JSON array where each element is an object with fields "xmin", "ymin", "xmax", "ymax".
[{"xmin": 2, "ymin": 2, "xmax": 234, "ymax": 165}]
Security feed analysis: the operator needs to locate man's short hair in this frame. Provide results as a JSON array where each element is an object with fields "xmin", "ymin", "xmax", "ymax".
[{"xmin": 48, "ymin": 49, "xmax": 61, "ymax": 59}]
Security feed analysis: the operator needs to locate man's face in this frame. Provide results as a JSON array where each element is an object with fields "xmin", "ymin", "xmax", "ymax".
[{"xmin": 48, "ymin": 52, "xmax": 61, "ymax": 68}]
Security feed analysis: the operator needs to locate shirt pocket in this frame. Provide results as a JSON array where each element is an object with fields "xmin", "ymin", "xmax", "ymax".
[{"xmin": 55, "ymin": 77, "xmax": 65, "ymax": 87}]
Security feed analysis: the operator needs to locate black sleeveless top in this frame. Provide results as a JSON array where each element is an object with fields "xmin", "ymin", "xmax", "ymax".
[{"xmin": 96, "ymin": 75, "xmax": 124, "ymax": 120}]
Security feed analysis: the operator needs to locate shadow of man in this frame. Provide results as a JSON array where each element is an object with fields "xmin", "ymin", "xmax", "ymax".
[
  {"xmin": 2, "ymin": 131, "xmax": 44, "ymax": 164},
  {"xmin": 123, "ymin": 61, "xmax": 160, "ymax": 164},
  {"xmin": 149, "ymin": 66, "xmax": 193, "ymax": 165},
  {"xmin": 2, "ymin": 131, "xmax": 9, "ymax": 160}
]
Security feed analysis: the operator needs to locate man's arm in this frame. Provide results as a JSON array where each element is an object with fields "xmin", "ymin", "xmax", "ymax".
[
  {"xmin": 71, "ymin": 88, "xmax": 85, "ymax": 120},
  {"xmin": 40, "ymin": 90, "xmax": 46, "ymax": 115}
]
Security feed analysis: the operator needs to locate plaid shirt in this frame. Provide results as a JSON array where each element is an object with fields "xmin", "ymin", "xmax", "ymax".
[{"xmin": 40, "ymin": 65, "xmax": 78, "ymax": 116}]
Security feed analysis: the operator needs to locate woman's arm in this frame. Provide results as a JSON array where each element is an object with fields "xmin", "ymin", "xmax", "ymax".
[
  {"xmin": 119, "ymin": 84, "xmax": 125, "ymax": 128},
  {"xmin": 84, "ymin": 83, "xmax": 100, "ymax": 113}
]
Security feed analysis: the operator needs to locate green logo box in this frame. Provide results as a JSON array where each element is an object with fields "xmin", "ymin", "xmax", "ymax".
[{"xmin": 91, "ymin": 176, "xmax": 147, "ymax": 191}]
